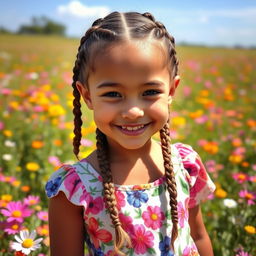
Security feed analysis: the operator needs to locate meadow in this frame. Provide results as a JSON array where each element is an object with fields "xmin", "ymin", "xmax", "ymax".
[{"xmin": 0, "ymin": 34, "xmax": 255, "ymax": 256}]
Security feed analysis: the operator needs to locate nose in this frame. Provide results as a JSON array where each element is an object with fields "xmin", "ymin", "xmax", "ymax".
[{"xmin": 121, "ymin": 105, "xmax": 144, "ymax": 119}]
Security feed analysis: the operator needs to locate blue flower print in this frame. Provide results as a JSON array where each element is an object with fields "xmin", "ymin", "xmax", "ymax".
[
  {"xmin": 45, "ymin": 176, "xmax": 62, "ymax": 197},
  {"xmin": 159, "ymin": 236, "xmax": 174, "ymax": 256},
  {"xmin": 126, "ymin": 190, "xmax": 148, "ymax": 208}
]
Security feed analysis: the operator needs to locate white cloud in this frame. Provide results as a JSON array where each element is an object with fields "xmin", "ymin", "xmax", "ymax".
[{"xmin": 57, "ymin": 1, "xmax": 111, "ymax": 18}]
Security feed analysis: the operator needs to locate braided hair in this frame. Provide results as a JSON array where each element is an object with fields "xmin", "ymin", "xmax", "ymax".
[{"xmin": 71, "ymin": 11, "xmax": 179, "ymax": 254}]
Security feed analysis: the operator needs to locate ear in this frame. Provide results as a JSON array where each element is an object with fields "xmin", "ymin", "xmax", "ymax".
[
  {"xmin": 76, "ymin": 81, "xmax": 93, "ymax": 110},
  {"xmin": 168, "ymin": 75, "xmax": 180, "ymax": 102}
]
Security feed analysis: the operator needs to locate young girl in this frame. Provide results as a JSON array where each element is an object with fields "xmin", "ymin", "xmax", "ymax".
[{"xmin": 45, "ymin": 11, "xmax": 216, "ymax": 256}]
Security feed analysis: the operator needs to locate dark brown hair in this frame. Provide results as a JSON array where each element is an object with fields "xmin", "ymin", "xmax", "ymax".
[{"xmin": 71, "ymin": 11, "xmax": 178, "ymax": 255}]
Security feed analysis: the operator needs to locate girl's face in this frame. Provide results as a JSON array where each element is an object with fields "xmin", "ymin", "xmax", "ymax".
[{"xmin": 77, "ymin": 40, "xmax": 180, "ymax": 151}]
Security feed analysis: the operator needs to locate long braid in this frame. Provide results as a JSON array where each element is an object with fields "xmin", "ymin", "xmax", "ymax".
[
  {"xmin": 143, "ymin": 12, "xmax": 179, "ymax": 251},
  {"xmin": 160, "ymin": 123, "xmax": 178, "ymax": 250},
  {"xmin": 96, "ymin": 129, "xmax": 131, "ymax": 255}
]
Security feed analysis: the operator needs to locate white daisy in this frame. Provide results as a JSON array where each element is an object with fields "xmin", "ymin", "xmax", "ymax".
[
  {"xmin": 223, "ymin": 198, "xmax": 237, "ymax": 208},
  {"xmin": 11, "ymin": 230, "xmax": 43, "ymax": 255}
]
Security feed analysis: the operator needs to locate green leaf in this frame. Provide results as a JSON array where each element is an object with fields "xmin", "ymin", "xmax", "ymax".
[
  {"xmin": 179, "ymin": 176, "xmax": 189, "ymax": 195},
  {"xmin": 147, "ymin": 247, "xmax": 156, "ymax": 254},
  {"xmin": 135, "ymin": 208, "xmax": 142, "ymax": 218}
]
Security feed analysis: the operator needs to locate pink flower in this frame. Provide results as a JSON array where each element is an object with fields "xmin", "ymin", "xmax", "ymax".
[
  {"xmin": 119, "ymin": 213, "xmax": 133, "ymax": 233},
  {"xmin": 37, "ymin": 211, "xmax": 48, "ymax": 221},
  {"xmin": 130, "ymin": 224, "xmax": 154, "ymax": 254},
  {"xmin": 3, "ymin": 220, "xmax": 23, "ymax": 234},
  {"xmin": 81, "ymin": 138, "xmax": 93, "ymax": 147},
  {"xmin": 178, "ymin": 199, "xmax": 189, "ymax": 228},
  {"xmin": 115, "ymin": 191, "xmax": 126, "ymax": 210},
  {"xmin": 80, "ymin": 191, "xmax": 104, "ymax": 215},
  {"xmin": 63, "ymin": 166, "xmax": 83, "ymax": 200},
  {"xmin": 232, "ymin": 173, "xmax": 248, "ymax": 184},
  {"xmin": 1, "ymin": 201, "xmax": 32, "ymax": 222},
  {"xmin": 48, "ymin": 156, "xmax": 61, "ymax": 167},
  {"xmin": 24, "ymin": 195, "xmax": 40, "ymax": 206},
  {"xmin": 195, "ymin": 115, "xmax": 208, "ymax": 124},
  {"xmin": 0, "ymin": 121, "xmax": 4, "ymax": 130},
  {"xmin": 249, "ymin": 175, "xmax": 256, "ymax": 183},
  {"xmin": 142, "ymin": 206, "xmax": 165, "ymax": 230},
  {"xmin": 239, "ymin": 190, "xmax": 255, "ymax": 205},
  {"xmin": 182, "ymin": 244, "xmax": 199, "ymax": 256}
]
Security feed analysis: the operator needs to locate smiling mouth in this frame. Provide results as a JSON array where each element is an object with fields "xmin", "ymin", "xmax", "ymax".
[
  {"xmin": 120, "ymin": 124, "xmax": 145, "ymax": 131},
  {"xmin": 115, "ymin": 123, "xmax": 150, "ymax": 135}
]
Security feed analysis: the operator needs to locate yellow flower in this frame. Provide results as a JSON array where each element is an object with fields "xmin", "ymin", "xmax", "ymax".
[
  {"xmin": 9, "ymin": 101, "xmax": 19, "ymax": 110},
  {"xmin": 189, "ymin": 110, "xmax": 204, "ymax": 119},
  {"xmin": 215, "ymin": 188, "xmax": 227, "ymax": 198},
  {"xmin": 50, "ymin": 94, "xmax": 59, "ymax": 102},
  {"xmin": 21, "ymin": 186, "xmax": 31, "ymax": 192},
  {"xmin": 229, "ymin": 154, "xmax": 243, "ymax": 164},
  {"xmin": 26, "ymin": 162, "xmax": 40, "ymax": 172},
  {"xmin": 48, "ymin": 104, "xmax": 66, "ymax": 117},
  {"xmin": 244, "ymin": 225, "xmax": 256, "ymax": 234},
  {"xmin": 172, "ymin": 116, "xmax": 186, "ymax": 127},
  {"xmin": 12, "ymin": 180, "xmax": 21, "ymax": 187},
  {"xmin": 1, "ymin": 194, "xmax": 13, "ymax": 202},
  {"xmin": 3, "ymin": 130, "xmax": 13, "ymax": 137},
  {"xmin": 42, "ymin": 84, "xmax": 51, "ymax": 91}
]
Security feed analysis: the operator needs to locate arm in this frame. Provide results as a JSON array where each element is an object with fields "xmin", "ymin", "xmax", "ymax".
[
  {"xmin": 188, "ymin": 205, "xmax": 214, "ymax": 256},
  {"xmin": 48, "ymin": 191, "xmax": 85, "ymax": 256}
]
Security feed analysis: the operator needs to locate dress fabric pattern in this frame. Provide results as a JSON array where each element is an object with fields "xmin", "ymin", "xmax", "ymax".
[{"xmin": 45, "ymin": 143, "xmax": 215, "ymax": 256}]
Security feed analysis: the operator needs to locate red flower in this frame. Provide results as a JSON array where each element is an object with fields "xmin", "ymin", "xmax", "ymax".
[
  {"xmin": 87, "ymin": 217, "xmax": 112, "ymax": 248},
  {"xmin": 115, "ymin": 191, "xmax": 126, "ymax": 210}
]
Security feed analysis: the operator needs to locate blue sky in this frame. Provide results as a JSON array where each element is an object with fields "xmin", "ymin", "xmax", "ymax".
[{"xmin": 1, "ymin": 0, "xmax": 256, "ymax": 47}]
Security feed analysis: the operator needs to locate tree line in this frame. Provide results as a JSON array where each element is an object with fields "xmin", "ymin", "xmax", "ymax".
[{"xmin": 0, "ymin": 16, "xmax": 66, "ymax": 36}]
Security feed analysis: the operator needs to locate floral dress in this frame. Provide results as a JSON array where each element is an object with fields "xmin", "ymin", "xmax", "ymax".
[{"xmin": 45, "ymin": 143, "xmax": 216, "ymax": 256}]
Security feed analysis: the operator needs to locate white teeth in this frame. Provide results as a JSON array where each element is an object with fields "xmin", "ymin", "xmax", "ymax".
[{"xmin": 121, "ymin": 125, "xmax": 144, "ymax": 131}]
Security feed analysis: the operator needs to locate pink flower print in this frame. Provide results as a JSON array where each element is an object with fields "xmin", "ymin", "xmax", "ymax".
[
  {"xmin": 190, "ymin": 178, "xmax": 206, "ymax": 198},
  {"xmin": 63, "ymin": 167, "xmax": 83, "ymax": 200},
  {"xmin": 0, "ymin": 201, "xmax": 32, "ymax": 222},
  {"xmin": 142, "ymin": 206, "xmax": 165, "ymax": 230},
  {"xmin": 80, "ymin": 191, "xmax": 104, "ymax": 215},
  {"xmin": 119, "ymin": 213, "xmax": 134, "ymax": 233},
  {"xmin": 178, "ymin": 199, "xmax": 189, "ymax": 228},
  {"xmin": 182, "ymin": 244, "xmax": 199, "ymax": 256},
  {"xmin": 115, "ymin": 190, "xmax": 126, "ymax": 210},
  {"xmin": 130, "ymin": 224, "xmax": 154, "ymax": 254},
  {"xmin": 87, "ymin": 217, "xmax": 112, "ymax": 249}
]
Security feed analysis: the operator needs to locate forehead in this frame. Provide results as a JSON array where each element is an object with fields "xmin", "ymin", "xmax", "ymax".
[{"xmin": 90, "ymin": 40, "xmax": 169, "ymax": 79}]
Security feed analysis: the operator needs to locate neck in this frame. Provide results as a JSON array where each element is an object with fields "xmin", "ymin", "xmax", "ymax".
[{"xmin": 107, "ymin": 138, "xmax": 155, "ymax": 163}]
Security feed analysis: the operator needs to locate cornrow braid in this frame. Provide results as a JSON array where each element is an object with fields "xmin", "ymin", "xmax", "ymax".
[
  {"xmin": 96, "ymin": 128, "xmax": 131, "ymax": 255},
  {"xmin": 160, "ymin": 122, "xmax": 178, "ymax": 251},
  {"xmin": 142, "ymin": 12, "xmax": 179, "ymax": 78}
]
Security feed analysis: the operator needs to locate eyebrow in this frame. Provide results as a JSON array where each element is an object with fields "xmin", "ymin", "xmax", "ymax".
[
  {"xmin": 96, "ymin": 82, "xmax": 120, "ymax": 88},
  {"xmin": 96, "ymin": 80, "xmax": 165, "ymax": 88}
]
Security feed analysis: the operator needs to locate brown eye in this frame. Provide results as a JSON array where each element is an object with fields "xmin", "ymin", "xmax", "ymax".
[
  {"xmin": 143, "ymin": 90, "xmax": 160, "ymax": 96},
  {"xmin": 102, "ymin": 91, "xmax": 122, "ymax": 97}
]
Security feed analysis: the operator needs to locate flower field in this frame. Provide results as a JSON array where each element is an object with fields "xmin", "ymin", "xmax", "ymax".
[{"xmin": 0, "ymin": 34, "xmax": 255, "ymax": 256}]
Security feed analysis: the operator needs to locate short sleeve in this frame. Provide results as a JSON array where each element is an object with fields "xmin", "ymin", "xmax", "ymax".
[
  {"xmin": 175, "ymin": 143, "xmax": 216, "ymax": 208},
  {"xmin": 45, "ymin": 164, "xmax": 85, "ymax": 206}
]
